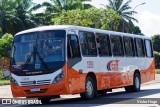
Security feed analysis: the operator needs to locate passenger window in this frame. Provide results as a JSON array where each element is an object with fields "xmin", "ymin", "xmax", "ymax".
[
  {"xmin": 135, "ymin": 38, "xmax": 145, "ymax": 57},
  {"xmin": 79, "ymin": 31, "xmax": 97, "ymax": 56},
  {"xmin": 123, "ymin": 36, "xmax": 135, "ymax": 57},
  {"xmin": 96, "ymin": 33, "xmax": 111, "ymax": 56},
  {"xmin": 110, "ymin": 35, "xmax": 124, "ymax": 56},
  {"xmin": 145, "ymin": 39, "xmax": 153, "ymax": 57}
]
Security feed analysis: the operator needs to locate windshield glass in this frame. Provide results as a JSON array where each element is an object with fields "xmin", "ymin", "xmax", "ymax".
[{"xmin": 11, "ymin": 30, "xmax": 66, "ymax": 72}]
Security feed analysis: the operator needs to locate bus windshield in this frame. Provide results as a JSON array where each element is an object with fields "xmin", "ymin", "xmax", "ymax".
[{"xmin": 11, "ymin": 30, "xmax": 66, "ymax": 74}]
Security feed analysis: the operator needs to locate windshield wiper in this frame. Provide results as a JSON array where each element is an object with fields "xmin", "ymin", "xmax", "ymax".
[{"xmin": 23, "ymin": 33, "xmax": 49, "ymax": 70}]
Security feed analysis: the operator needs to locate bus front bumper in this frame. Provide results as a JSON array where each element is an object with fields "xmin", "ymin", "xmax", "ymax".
[{"xmin": 10, "ymin": 81, "xmax": 68, "ymax": 98}]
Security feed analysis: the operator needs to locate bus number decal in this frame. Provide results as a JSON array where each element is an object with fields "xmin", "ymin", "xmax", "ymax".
[{"xmin": 87, "ymin": 61, "xmax": 94, "ymax": 68}]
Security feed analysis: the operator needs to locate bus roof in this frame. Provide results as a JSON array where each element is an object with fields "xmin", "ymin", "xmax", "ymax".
[{"xmin": 15, "ymin": 25, "xmax": 151, "ymax": 39}]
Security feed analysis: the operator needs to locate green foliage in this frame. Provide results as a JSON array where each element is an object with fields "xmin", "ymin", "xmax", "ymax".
[
  {"xmin": 0, "ymin": 79, "xmax": 10, "ymax": 85},
  {"xmin": 0, "ymin": 0, "xmax": 143, "ymax": 36},
  {"xmin": 152, "ymin": 35, "xmax": 160, "ymax": 68},
  {"xmin": 39, "ymin": 0, "xmax": 93, "ymax": 25},
  {"xmin": 52, "ymin": 8, "xmax": 121, "ymax": 31},
  {"xmin": 107, "ymin": 0, "xmax": 138, "ymax": 33},
  {"xmin": 132, "ymin": 26, "xmax": 143, "ymax": 35},
  {"xmin": 154, "ymin": 51, "xmax": 160, "ymax": 68},
  {"xmin": 155, "ymin": 69, "xmax": 160, "ymax": 74},
  {"xmin": 0, "ymin": 33, "xmax": 13, "ymax": 58},
  {"xmin": 152, "ymin": 34, "xmax": 160, "ymax": 52},
  {"xmin": 101, "ymin": 9, "xmax": 121, "ymax": 31},
  {"xmin": 0, "ymin": 0, "xmax": 42, "ymax": 35}
]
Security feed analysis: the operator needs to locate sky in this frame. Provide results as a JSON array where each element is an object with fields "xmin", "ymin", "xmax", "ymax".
[{"xmin": 33, "ymin": 0, "xmax": 160, "ymax": 37}]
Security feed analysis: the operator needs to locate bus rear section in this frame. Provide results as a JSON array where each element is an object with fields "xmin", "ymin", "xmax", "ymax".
[{"xmin": 10, "ymin": 26, "xmax": 155, "ymax": 103}]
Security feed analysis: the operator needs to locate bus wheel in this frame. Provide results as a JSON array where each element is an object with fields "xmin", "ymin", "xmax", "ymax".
[
  {"xmin": 125, "ymin": 73, "xmax": 141, "ymax": 92},
  {"xmin": 38, "ymin": 97, "xmax": 51, "ymax": 104},
  {"xmin": 80, "ymin": 76, "xmax": 97, "ymax": 99}
]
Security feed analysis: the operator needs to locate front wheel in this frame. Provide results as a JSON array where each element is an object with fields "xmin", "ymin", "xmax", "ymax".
[
  {"xmin": 125, "ymin": 73, "xmax": 141, "ymax": 92},
  {"xmin": 80, "ymin": 76, "xmax": 97, "ymax": 99}
]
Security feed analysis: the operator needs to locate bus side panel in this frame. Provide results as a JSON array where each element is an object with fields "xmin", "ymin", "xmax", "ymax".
[
  {"xmin": 67, "ymin": 68, "xmax": 86, "ymax": 94},
  {"xmin": 140, "ymin": 59, "xmax": 155, "ymax": 83}
]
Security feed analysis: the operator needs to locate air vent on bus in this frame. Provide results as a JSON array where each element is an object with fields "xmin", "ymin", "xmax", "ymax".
[{"xmin": 20, "ymin": 79, "xmax": 51, "ymax": 86}]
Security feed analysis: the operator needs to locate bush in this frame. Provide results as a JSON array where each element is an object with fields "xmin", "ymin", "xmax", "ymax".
[
  {"xmin": 156, "ymin": 69, "xmax": 160, "ymax": 74},
  {"xmin": 154, "ymin": 51, "xmax": 160, "ymax": 69}
]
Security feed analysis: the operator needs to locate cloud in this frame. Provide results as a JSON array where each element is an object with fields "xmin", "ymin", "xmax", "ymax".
[{"xmin": 138, "ymin": 11, "xmax": 160, "ymax": 37}]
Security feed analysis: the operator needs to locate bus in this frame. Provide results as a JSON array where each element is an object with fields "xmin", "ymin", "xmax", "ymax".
[{"xmin": 10, "ymin": 25, "xmax": 155, "ymax": 103}]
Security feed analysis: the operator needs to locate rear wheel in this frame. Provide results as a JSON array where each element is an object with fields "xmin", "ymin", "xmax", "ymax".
[
  {"xmin": 80, "ymin": 76, "xmax": 97, "ymax": 99},
  {"xmin": 125, "ymin": 73, "xmax": 141, "ymax": 92}
]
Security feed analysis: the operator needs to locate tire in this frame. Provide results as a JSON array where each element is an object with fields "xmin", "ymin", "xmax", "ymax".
[
  {"xmin": 38, "ymin": 97, "xmax": 51, "ymax": 104},
  {"xmin": 80, "ymin": 76, "xmax": 97, "ymax": 99},
  {"xmin": 125, "ymin": 73, "xmax": 141, "ymax": 92}
]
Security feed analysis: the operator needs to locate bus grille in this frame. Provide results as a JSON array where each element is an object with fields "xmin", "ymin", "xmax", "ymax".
[{"xmin": 20, "ymin": 79, "xmax": 51, "ymax": 86}]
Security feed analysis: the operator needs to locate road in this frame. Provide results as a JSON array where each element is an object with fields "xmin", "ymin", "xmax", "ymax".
[{"xmin": 0, "ymin": 75, "xmax": 160, "ymax": 107}]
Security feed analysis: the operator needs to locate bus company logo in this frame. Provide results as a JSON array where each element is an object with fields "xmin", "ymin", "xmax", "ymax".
[{"xmin": 107, "ymin": 59, "xmax": 120, "ymax": 71}]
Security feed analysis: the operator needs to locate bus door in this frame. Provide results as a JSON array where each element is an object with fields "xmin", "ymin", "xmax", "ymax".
[{"xmin": 67, "ymin": 34, "xmax": 82, "ymax": 93}]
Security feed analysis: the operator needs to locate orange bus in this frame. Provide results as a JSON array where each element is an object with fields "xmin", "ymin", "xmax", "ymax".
[{"xmin": 10, "ymin": 25, "xmax": 155, "ymax": 103}]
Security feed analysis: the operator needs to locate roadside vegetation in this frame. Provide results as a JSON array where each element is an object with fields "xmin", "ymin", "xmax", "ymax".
[
  {"xmin": 155, "ymin": 69, "xmax": 160, "ymax": 74},
  {"xmin": 0, "ymin": 71, "xmax": 10, "ymax": 85}
]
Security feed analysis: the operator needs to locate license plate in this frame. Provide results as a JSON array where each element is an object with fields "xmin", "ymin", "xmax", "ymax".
[{"xmin": 30, "ymin": 88, "xmax": 40, "ymax": 92}]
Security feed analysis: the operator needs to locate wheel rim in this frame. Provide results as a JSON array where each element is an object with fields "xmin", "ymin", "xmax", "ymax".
[
  {"xmin": 86, "ymin": 81, "xmax": 93, "ymax": 96},
  {"xmin": 135, "ymin": 76, "xmax": 140, "ymax": 89}
]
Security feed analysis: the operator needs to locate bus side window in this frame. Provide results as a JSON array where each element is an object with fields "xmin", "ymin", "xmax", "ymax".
[
  {"xmin": 135, "ymin": 38, "xmax": 145, "ymax": 57},
  {"xmin": 123, "ymin": 36, "xmax": 135, "ymax": 57},
  {"xmin": 68, "ymin": 34, "xmax": 81, "ymax": 68},
  {"xmin": 79, "ymin": 31, "xmax": 97, "ymax": 56},
  {"xmin": 110, "ymin": 35, "xmax": 124, "ymax": 56},
  {"xmin": 144, "ymin": 39, "xmax": 153, "ymax": 57},
  {"xmin": 96, "ymin": 33, "xmax": 111, "ymax": 56}
]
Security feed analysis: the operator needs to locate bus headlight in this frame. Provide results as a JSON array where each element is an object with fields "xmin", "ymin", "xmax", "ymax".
[
  {"xmin": 11, "ymin": 77, "xmax": 19, "ymax": 86},
  {"xmin": 52, "ymin": 71, "xmax": 64, "ymax": 84}
]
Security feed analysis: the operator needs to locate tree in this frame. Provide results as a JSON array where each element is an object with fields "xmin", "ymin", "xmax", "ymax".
[
  {"xmin": 39, "ymin": 0, "xmax": 93, "ymax": 25},
  {"xmin": 132, "ymin": 26, "xmax": 143, "ymax": 35},
  {"xmin": 0, "ymin": 33, "xmax": 13, "ymax": 58},
  {"xmin": 107, "ymin": 0, "xmax": 137, "ymax": 32},
  {"xmin": 0, "ymin": 0, "xmax": 24, "ymax": 34},
  {"xmin": 14, "ymin": 0, "xmax": 42, "ymax": 33},
  {"xmin": 52, "ymin": 8, "xmax": 121, "ymax": 30},
  {"xmin": 152, "ymin": 34, "xmax": 160, "ymax": 52},
  {"xmin": 0, "ymin": 0, "xmax": 42, "ymax": 35},
  {"xmin": 154, "ymin": 51, "xmax": 160, "ymax": 68},
  {"xmin": 151, "ymin": 34, "xmax": 160, "ymax": 68}
]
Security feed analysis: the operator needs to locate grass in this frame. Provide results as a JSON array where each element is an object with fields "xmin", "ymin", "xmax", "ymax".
[
  {"xmin": 0, "ymin": 70, "xmax": 10, "ymax": 85},
  {"xmin": 155, "ymin": 69, "xmax": 160, "ymax": 74},
  {"xmin": 0, "ymin": 80, "xmax": 10, "ymax": 85}
]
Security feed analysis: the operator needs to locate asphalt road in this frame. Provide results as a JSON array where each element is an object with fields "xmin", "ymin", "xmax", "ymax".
[{"xmin": 0, "ymin": 82, "xmax": 160, "ymax": 107}]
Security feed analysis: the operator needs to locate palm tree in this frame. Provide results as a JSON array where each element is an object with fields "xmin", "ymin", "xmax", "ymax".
[
  {"xmin": 107, "ymin": 0, "xmax": 137, "ymax": 32},
  {"xmin": 15, "ymin": 0, "xmax": 42, "ymax": 31},
  {"xmin": 0, "ymin": 0, "xmax": 42, "ymax": 35},
  {"xmin": 39, "ymin": 0, "xmax": 93, "ymax": 25},
  {"xmin": 0, "ymin": 0, "xmax": 24, "ymax": 34}
]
